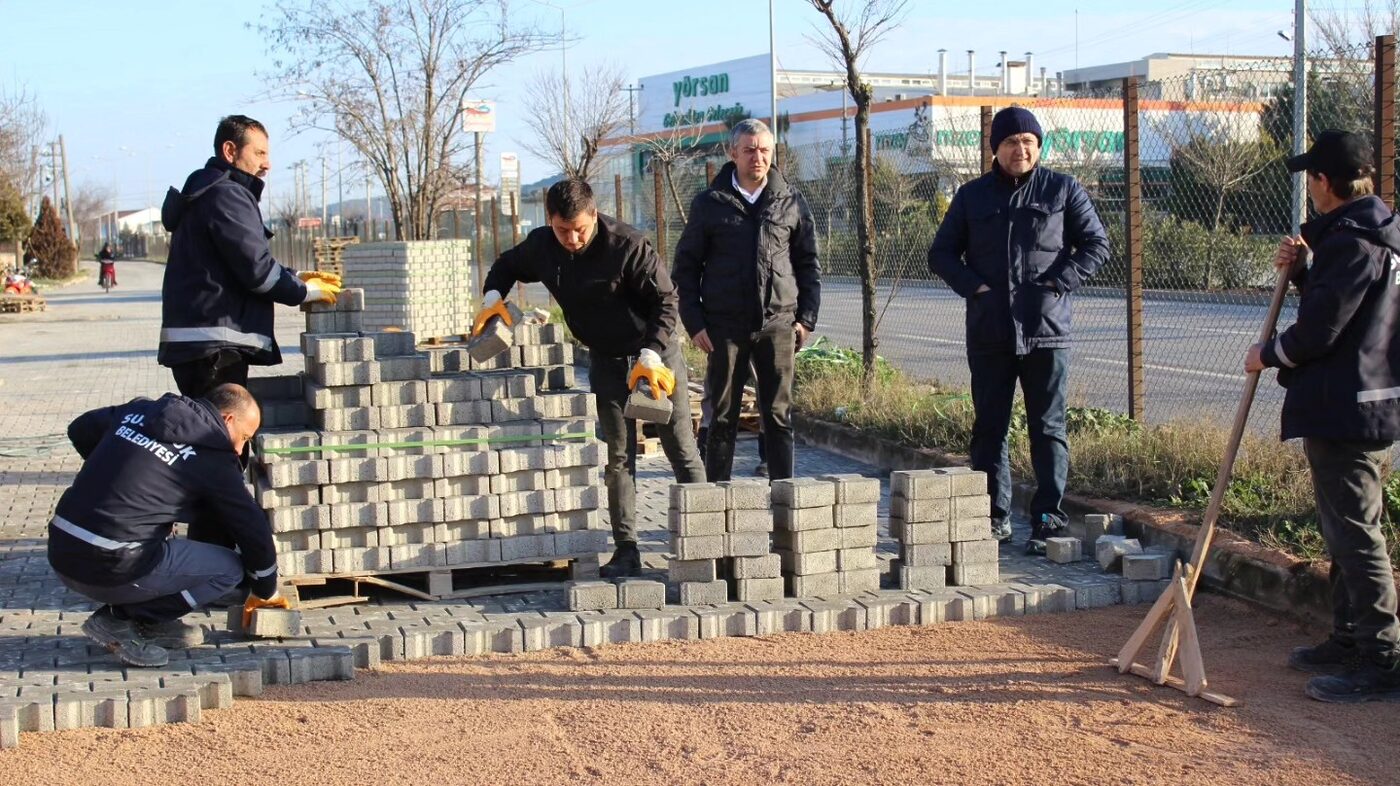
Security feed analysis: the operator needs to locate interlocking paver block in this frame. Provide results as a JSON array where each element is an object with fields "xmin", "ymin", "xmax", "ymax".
[
  {"xmin": 1122, "ymin": 552, "xmax": 1173, "ymax": 581},
  {"xmin": 890, "ymin": 470, "xmax": 951, "ymax": 499},
  {"xmin": 720, "ymin": 479, "xmax": 771, "ymax": 510},
  {"xmin": 1045, "ymin": 536, "xmax": 1082, "ymax": 564},
  {"xmin": 818, "ymin": 474, "xmax": 882, "ymax": 504},
  {"xmin": 568, "ymin": 581, "xmax": 619, "ymax": 611},
  {"xmin": 618, "ymin": 579, "xmax": 666, "ymax": 609},
  {"xmin": 730, "ymin": 554, "xmax": 781, "ymax": 580},
  {"xmin": 668, "ymin": 559, "xmax": 718, "ymax": 583},
  {"xmin": 669, "ymin": 482, "xmax": 726, "ymax": 513},
  {"xmin": 678, "ymin": 580, "xmax": 728, "ymax": 606},
  {"xmin": 771, "ymin": 478, "xmax": 836, "ymax": 509},
  {"xmin": 1095, "ymin": 535, "xmax": 1144, "ymax": 571}
]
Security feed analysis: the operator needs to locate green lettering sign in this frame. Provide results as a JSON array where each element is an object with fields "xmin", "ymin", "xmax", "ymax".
[{"xmin": 673, "ymin": 71, "xmax": 731, "ymax": 107}]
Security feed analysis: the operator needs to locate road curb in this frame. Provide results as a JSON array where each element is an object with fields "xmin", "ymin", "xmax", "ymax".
[{"xmin": 794, "ymin": 411, "xmax": 1333, "ymax": 627}]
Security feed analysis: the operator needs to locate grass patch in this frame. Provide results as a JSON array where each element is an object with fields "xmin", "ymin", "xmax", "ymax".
[{"xmin": 792, "ymin": 341, "xmax": 1400, "ymax": 566}]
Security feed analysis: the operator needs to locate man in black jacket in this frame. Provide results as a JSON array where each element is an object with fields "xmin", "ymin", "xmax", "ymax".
[
  {"xmin": 475, "ymin": 179, "xmax": 704, "ymax": 578},
  {"xmin": 1247, "ymin": 130, "xmax": 1400, "ymax": 702},
  {"xmin": 673, "ymin": 118, "xmax": 821, "ymax": 482},
  {"xmin": 929, "ymin": 107, "xmax": 1109, "ymax": 553},
  {"xmin": 48, "ymin": 384, "xmax": 288, "ymax": 667},
  {"xmin": 160, "ymin": 115, "xmax": 342, "ymax": 397}
]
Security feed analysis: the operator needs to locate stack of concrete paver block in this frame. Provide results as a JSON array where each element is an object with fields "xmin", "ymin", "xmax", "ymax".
[
  {"xmin": 666, "ymin": 481, "xmax": 782, "ymax": 604},
  {"xmin": 888, "ymin": 468, "xmax": 1000, "ymax": 590},
  {"xmin": 773, "ymin": 476, "xmax": 881, "ymax": 598},
  {"xmin": 1095, "ymin": 534, "xmax": 1175, "ymax": 603},
  {"xmin": 245, "ymin": 288, "xmax": 609, "ymax": 580},
  {"xmin": 341, "ymin": 240, "xmax": 475, "ymax": 339},
  {"xmin": 423, "ymin": 321, "xmax": 577, "ymax": 393}
]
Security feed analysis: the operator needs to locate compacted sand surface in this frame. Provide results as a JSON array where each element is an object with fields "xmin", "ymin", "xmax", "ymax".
[{"xmin": 4, "ymin": 596, "xmax": 1397, "ymax": 786}]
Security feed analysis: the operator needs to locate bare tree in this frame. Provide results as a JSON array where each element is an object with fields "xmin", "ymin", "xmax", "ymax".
[
  {"xmin": 1312, "ymin": 0, "xmax": 1399, "ymax": 54},
  {"xmin": 521, "ymin": 64, "xmax": 628, "ymax": 182},
  {"xmin": 257, "ymin": 0, "xmax": 557, "ymax": 241},
  {"xmin": 71, "ymin": 182, "xmax": 115, "ymax": 253},
  {"xmin": 630, "ymin": 111, "xmax": 714, "ymax": 225},
  {"xmin": 0, "ymin": 87, "xmax": 47, "ymax": 209},
  {"xmin": 809, "ymin": 0, "xmax": 911, "ymax": 393}
]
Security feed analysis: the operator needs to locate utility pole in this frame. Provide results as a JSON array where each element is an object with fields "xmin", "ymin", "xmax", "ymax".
[
  {"xmin": 769, "ymin": 0, "xmax": 779, "ymax": 145},
  {"xmin": 474, "ymin": 132, "xmax": 485, "ymax": 288},
  {"xmin": 1291, "ymin": 0, "xmax": 1308, "ymax": 235},
  {"xmin": 49, "ymin": 142, "xmax": 60, "ymax": 211},
  {"xmin": 59, "ymin": 135, "xmax": 75, "ymax": 242},
  {"xmin": 623, "ymin": 84, "xmax": 644, "ymax": 135}
]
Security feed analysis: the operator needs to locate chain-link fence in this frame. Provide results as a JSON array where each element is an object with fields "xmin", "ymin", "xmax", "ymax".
[{"xmin": 554, "ymin": 36, "xmax": 1395, "ymax": 434}]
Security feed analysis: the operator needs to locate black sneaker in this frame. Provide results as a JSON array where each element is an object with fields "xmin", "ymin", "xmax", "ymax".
[
  {"xmin": 81, "ymin": 606, "xmax": 169, "ymax": 668},
  {"xmin": 1305, "ymin": 657, "xmax": 1400, "ymax": 703},
  {"xmin": 1024, "ymin": 539, "xmax": 1048, "ymax": 556},
  {"xmin": 991, "ymin": 520, "xmax": 1013, "ymax": 543},
  {"xmin": 753, "ymin": 462, "xmax": 769, "ymax": 478},
  {"xmin": 1289, "ymin": 636, "xmax": 1359, "ymax": 674},
  {"xmin": 138, "ymin": 617, "xmax": 205, "ymax": 649},
  {"xmin": 599, "ymin": 544, "xmax": 642, "ymax": 579}
]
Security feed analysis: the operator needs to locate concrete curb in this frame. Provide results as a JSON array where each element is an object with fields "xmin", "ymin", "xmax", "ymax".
[{"xmin": 794, "ymin": 411, "xmax": 1333, "ymax": 627}]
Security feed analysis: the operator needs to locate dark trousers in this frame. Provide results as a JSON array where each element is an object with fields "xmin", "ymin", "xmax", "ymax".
[
  {"xmin": 1304, "ymin": 437, "xmax": 1400, "ymax": 658},
  {"xmin": 704, "ymin": 322, "xmax": 795, "ymax": 481},
  {"xmin": 968, "ymin": 347, "xmax": 1069, "ymax": 532},
  {"xmin": 591, "ymin": 342, "xmax": 706, "ymax": 546},
  {"xmin": 170, "ymin": 349, "xmax": 249, "ymax": 398},
  {"xmin": 55, "ymin": 539, "xmax": 244, "ymax": 623}
]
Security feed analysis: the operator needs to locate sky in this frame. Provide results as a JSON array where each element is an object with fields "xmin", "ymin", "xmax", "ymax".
[{"xmin": 0, "ymin": 0, "xmax": 1315, "ymax": 215}]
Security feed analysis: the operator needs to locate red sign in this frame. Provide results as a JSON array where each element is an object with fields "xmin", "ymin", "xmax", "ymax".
[{"xmin": 297, "ymin": 217, "xmax": 323, "ymax": 229}]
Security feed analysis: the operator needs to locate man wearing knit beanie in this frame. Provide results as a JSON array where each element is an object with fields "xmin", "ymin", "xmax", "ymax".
[{"xmin": 928, "ymin": 106, "xmax": 1110, "ymax": 555}]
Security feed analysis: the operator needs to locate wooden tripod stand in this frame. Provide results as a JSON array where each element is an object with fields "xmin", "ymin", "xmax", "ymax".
[{"xmin": 1111, "ymin": 266, "xmax": 1295, "ymax": 707}]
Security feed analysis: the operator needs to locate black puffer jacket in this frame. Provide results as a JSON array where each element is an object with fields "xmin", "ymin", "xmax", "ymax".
[
  {"xmin": 158, "ymin": 157, "xmax": 307, "ymax": 367},
  {"xmin": 482, "ymin": 214, "xmax": 678, "ymax": 356},
  {"xmin": 928, "ymin": 162, "xmax": 1110, "ymax": 355},
  {"xmin": 48, "ymin": 394, "xmax": 279, "ymax": 597},
  {"xmin": 1261, "ymin": 195, "xmax": 1400, "ymax": 441},
  {"xmin": 672, "ymin": 162, "xmax": 820, "ymax": 337}
]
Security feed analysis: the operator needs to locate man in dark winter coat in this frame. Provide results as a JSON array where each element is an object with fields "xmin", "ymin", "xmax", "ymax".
[
  {"xmin": 1247, "ymin": 130, "xmax": 1400, "ymax": 703},
  {"xmin": 673, "ymin": 118, "xmax": 821, "ymax": 482},
  {"xmin": 475, "ymin": 179, "xmax": 705, "ymax": 578},
  {"xmin": 159, "ymin": 115, "xmax": 342, "ymax": 397},
  {"xmin": 48, "ymin": 384, "xmax": 288, "ymax": 667},
  {"xmin": 929, "ymin": 106, "xmax": 1110, "ymax": 553}
]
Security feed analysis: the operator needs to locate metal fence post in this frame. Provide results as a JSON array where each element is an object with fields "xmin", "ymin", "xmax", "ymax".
[
  {"xmin": 510, "ymin": 192, "xmax": 525, "ymax": 307},
  {"xmin": 706, "ymin": 161, "xmax": 716, "ymax": 184},
  {"xmin": 614, "ymin": 174, "xmax": 624, "ymax": 220},
  {"xmin": 1124, "ymin": 77, "xmax": 1146, "ymax": 421},
  {"xmin": 1375, "ymin": 34, "xmax": 1396, "ymax": 209},
  {"xmin": 980, "ymin": 106, "xmax": 994, "ymax": 172},
  {"xmin": 654, "ymin": 167, "xmax": 667, "ymax": 259},
  {"xmin": 489, "ymin": 197, "xmax": 500, "ymax": 264}
]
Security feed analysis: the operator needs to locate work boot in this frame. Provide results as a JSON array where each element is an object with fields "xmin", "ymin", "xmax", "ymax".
[
  {"xmin": 1025, "ymin": 514, "xmax": 1065, "ymax": 556},
  {"xmin": 990, "ymin": 519, "xmax": 1014, "ymax": 544},
  {"xmin": 1289, "ymin": 635, "xmax": 1359, "ymax": 674},
  {"xmin": 81, "ymin": 606, "xmax": 169, "ymax": 668},
  {"xmin": 599, "ymin": 543, "xmax": 642, "ymax": 579},
  {"xmin": 1305, "ymin": 654, "xmax": 1400, "ymax": 703},
  {"xmin": 138, "ymin": 617, "xmax": 205, "ymax": 649}
]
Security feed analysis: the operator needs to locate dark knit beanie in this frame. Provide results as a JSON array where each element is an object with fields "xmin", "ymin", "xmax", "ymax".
[{"xmin": 990, "ymin": 106, "xmax": 1043, "ymax": 151}]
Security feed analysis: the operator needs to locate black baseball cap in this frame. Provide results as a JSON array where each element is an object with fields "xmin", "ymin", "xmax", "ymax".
[{"xmin": 1285, "ymin": 129, "xmax": 1373, "ymax": 180}]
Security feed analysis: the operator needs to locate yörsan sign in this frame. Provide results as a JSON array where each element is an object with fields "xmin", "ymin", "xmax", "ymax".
[{"xmin": 638, "ymin": 54, "xmax": 772, "ymax": 135}]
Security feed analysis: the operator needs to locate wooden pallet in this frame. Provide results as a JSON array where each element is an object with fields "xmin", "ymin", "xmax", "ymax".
[
  {"xmin": 313, "ymin": 237, "xmax": 359, "ymax": 278},
  {"xmin": 0, "ymin": 294, "xmax": 45, "ymax": 313},
  {"xmin": 284, "ymin": 551, "xmax": 601, "ymax": 602}
]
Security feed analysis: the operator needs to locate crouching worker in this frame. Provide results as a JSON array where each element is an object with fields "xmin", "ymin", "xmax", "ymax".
[
  {"xmin": 48, "ymin": 383, "xmax": 289, "ymax": 667},
  {"xmin": 472, "ymin": 178, "xmax": 706, "ymax": 578}
]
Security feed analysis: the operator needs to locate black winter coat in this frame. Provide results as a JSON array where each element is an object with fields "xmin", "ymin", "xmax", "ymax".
[
  {"xmin": 158, "ymin": 157, "xmax": 307, "ymax": 367},
  {"xmin": 672, "ymin": 162, "xmax": 820, "ymax": 337},
  {"xmin": 47, "ymin": 394, "xmax": 280, "ymax": 597},
  {"xmin": 482, "ymin": 214, "xmax": 678, "ymax": 356},
  {"xmin": 1261, "ymin": 195, "xmax": 1400, "ymax": 441},
  {"xmin": 928, "ymin": 163, "xmax": 1110, "ymax": 355}
]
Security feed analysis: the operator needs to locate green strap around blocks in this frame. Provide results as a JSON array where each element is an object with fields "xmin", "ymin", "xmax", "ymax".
[{"xmin": 259, "ymin": 430, "xmax": 593, "ymax": 457}]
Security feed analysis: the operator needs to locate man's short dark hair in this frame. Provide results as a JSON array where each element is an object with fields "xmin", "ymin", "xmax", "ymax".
[
  {"xmin": 545, "ymin": 179, "xmax": 596, "ymax": 220},
  {"xmin": 214, "ymin": 115, "xmax": 268, "ymax": 156},
  {"xmin": 205, "ymin": 383, "xmax": 258, "ymax": 417}
]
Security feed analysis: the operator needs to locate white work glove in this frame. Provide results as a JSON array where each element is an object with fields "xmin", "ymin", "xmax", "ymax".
[
  {"xmin": 638, "ymin": 348, "xmax": 664, "ymax": 369},
  {"xmin": 482, "ymin": 289, "xmax": 503, "ymax": 308},
  {"xmin": 302, "ymin": 277, "xmax": 342, "ymax": 305}
]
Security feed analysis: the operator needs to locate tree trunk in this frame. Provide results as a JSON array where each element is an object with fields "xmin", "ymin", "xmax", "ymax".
[
  {"xmin": 855, "ymin": 106, "xmax": 878, "ymax": 395},
  {"xmin": 663, "ymin": 164, "xmax": 689, "ymax": 224}
]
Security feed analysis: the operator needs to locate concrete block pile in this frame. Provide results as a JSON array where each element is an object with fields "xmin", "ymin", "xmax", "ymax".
[
  {"xmin": 245, "ymin": 288, "xmax": 609, "ymax": 579},
  {"xmin": 341, "ymin": 240, "xmax": 475, "ymax": 339},
  {"xmin": 667, "ymin": 480, "xmax": 782, "ymax": 604},
  {"xmin": 423, "ymin": 322, "xmax": 577, "ymax": 395},
  {"xmin": 887, "ymin": 468, "xmax": 1000, "ymax": 590},
  {"xmin": 773, "ymin": 475, "xmax": 881, "ymax": 598}
]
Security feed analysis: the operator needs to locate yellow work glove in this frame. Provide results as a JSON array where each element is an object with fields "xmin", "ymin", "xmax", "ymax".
[
  {"xmin": 628, "ymin": 348, "xmax": 675, "ymax": 400},
  {"xmin": 302, "ymin": 277, "xmax": 342, "ymax": 305},
  {"xmin": 471, "ymin": 290, "xmax": 514, "ymax": 337},
  {"xmin": 298, "ymin": 270, "xmax": 343, "ymax": 287},
  {"xmin": 242, "ymin": 592, "xmax": 292, "ymax": 630}
]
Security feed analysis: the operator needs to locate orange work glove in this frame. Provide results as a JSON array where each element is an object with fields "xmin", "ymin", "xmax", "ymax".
[
  {"xmin": 298, "ymin": 270, "xmax": 343, "ymax": 287},
  {"xmin": 242, "ymin": 592, "xmax": 292, "ymax": 629},
  {"xmin": 471, "ymin": 290, "xmax": 514, "ymax": 337},
  {"xmin": 627, "ymin": 349, "xmax": 675, "ymax": 400}
]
